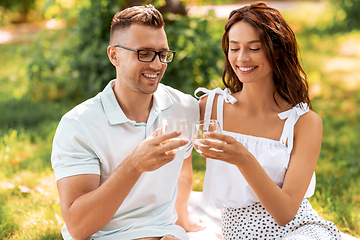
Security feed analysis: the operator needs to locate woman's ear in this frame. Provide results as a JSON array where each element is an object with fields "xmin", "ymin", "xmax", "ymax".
[{"xmin": 107, "ymin": 46, "xmax": 119, "ymax": 66}]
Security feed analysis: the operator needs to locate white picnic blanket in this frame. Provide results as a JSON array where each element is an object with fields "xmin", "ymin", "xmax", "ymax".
[{"xmin": 187, "ymin": 191, "xmax": 359, "ymax": 240}]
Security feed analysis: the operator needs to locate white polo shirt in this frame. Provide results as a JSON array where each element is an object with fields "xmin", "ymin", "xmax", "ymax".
[{"xmin": 51, "ymin": 80, "xmax": 199, "ymax": 240}]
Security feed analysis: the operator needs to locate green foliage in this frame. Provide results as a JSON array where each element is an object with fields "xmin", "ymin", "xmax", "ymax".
[
  {"xmin": 182, "ymin": 0, "xmax": 232, "ymax": 6},
  {"xmin": 328, "ymin": 0, "xmax": 360, "ymax": 31},
  {"xmin": 283, "ymin": 0, "xmax": 360, "ymax": 34},
  {"xmin": 26, "ymin": 0, "xmax": 122, "ymax": 103},
  {"xmin": 26, "ymin": 28, "xmax": 84, "ymax": 103},
  {"xmin": 164, "ymin": 14, "xmax": 224, "ymax": 94},
  {"xmin": 0, "ymin": 0, "xmax": 39, "ymax": 25},
  {"xmin": 59, "ymin": 0, "xmax": 121, "ymax": 99},
  {"xmin": 41, "ymin": 0, "xmax": 91, "ymax": 20},
  {"xmin": 27, "ymin": 1, "xmax": 225, "ymax": 101},
  {"xmin": 0, "ymin": 0, "xmax": 36, "ymax": 14},
  {"xmin": 0, "ymin": 97, "xmax": 65, "ymax": 131}
]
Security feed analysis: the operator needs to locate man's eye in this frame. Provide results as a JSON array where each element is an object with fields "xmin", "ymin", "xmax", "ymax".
[{"xmin": 140, "ymin": 52, "xmax": 151, "ymax": 57}]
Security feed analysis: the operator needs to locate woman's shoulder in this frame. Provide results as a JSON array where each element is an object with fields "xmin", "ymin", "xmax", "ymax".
[
  {"xmin": 198, "ymin": 94, "xmax": 208, "ymax": 108},
  {"xmin": 196, "ymin": 87, "xmax": 223, "ymax": 109},
  {"xmin": 296, "ymin": 109, "xmax": 323, "ymax": 135},
  {"xmin": 199, "ymin": 94, "xmax": 221, "ymax": 120}
]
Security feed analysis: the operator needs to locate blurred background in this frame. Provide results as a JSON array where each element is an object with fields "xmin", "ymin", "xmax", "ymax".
[{"xmin": 0, "ymin": 0, "xmax": 359, "ymax": 239}]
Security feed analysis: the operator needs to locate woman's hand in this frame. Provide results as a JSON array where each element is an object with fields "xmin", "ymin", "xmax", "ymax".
[{"xmin": 198, "ymin": 132, "xmax": 253, "ymax": 166}]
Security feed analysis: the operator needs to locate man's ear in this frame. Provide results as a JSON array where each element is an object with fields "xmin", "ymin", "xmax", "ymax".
[{"xmin": 107, "ymin": 46, "xmax": 119, "ymax": 66}]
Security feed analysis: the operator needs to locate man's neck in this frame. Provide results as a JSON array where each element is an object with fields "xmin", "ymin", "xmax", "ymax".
[{"xmin": 112, "ymin": 81, "xmax": 154, "ymax": 123}]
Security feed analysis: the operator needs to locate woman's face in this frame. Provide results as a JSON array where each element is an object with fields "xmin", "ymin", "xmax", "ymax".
[{"xmin": 228, "ymin": 20, "xmax": 273, "ymax": 85}]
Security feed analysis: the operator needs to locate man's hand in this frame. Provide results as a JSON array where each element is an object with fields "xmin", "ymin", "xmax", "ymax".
[{"xmin": 128, "ymin": 129, "xmax": 189, "ymax": 173}]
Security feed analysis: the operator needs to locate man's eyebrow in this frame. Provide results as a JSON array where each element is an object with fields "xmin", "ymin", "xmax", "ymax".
[
  {"xmin": 229, "ymin": 40, "xmax": 260, "ymax": 44},
  {"xmin": 142, "ymin": 47, "xmax": 170, "ymax": 51}
]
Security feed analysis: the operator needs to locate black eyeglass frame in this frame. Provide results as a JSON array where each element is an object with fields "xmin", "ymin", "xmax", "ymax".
[{"xmin": 113, "ymin": 45, "xmax": 176, "ymax": 63}]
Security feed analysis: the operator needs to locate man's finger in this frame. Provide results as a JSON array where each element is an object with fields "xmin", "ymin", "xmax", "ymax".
[
  {"xmin": 155, "ymin": 131, "xmax": 183, "ymax": 144},
  {"xmin": 161, "ymin": 138, "xmax": 189, "ymax": 152},
  {"xmin": 149, "ymin": 128, "xmax": 160, "ymax": 138}
]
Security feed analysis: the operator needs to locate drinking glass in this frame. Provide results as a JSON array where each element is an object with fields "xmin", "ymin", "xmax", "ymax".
[
  {"xmin": 159, "ymin": 117, "xmax": 189, "ymax": 150},
  {"xmin": 192, "ymin": 119, "xmax": 222, "ymax": 154}
]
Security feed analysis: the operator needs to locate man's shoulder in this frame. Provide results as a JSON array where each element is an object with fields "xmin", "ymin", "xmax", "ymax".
[
  {"xmin": 63, "ymin": 93, "xmax": 102, "ymax": 122},
  {"xmin": 158, "ymin": 84, "xmax": 197, "ymax": 104}
]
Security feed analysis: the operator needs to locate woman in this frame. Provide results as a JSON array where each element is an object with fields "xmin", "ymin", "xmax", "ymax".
[{"xmin": 195, "ymin": 1, "xmax": 341, "ymax": 239}]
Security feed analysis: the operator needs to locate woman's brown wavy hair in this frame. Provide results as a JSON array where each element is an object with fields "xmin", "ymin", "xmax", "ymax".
[{"xmin": 221, "ymin": 1, "xmax": 311, "ymax": 108}]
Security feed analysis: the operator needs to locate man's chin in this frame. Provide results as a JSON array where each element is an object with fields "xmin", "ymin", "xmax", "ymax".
[{"xmin": 139, "ymin": 83, "xmax": 160, "ymax": 95}]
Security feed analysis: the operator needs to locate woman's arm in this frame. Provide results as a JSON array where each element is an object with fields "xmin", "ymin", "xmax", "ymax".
[
  {"xmin": 175, "ymin": 154, "xmax": 206, "ymax": 232},
  {"xmin": 199, "ymin": 110, "xmax": 323, "ymax": 226}
]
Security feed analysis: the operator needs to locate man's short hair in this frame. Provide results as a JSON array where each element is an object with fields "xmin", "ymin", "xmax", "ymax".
[{"xmin": 110, "ymin": 5, "xmax": 165, "ymax": 45}]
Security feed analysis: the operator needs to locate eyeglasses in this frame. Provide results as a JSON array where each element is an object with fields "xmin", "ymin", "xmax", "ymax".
[{"xmin": 114, "ymin": 45, "xmax": 175, "ymax": 63}]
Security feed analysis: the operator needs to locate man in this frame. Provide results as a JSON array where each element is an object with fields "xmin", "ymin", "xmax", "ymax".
[{"xmin": 51, "ymin": 5, "xmax": 202, "ymax": 240}]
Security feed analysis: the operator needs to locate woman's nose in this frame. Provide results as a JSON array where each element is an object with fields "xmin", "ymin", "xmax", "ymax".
[{"xmin": 238, "ymin": 50, "xmax": 250, "ymax": 62}]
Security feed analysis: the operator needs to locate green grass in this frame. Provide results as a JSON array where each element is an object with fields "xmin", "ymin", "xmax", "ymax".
[
  {"xmin": 0, "ymin": 130, "xmax": 63, "ymax": 239},
  {"xmin": 0, "ymin": 2, "xmax": 359, "ymax": 239},
  {"xmin": 0, "ymin": 34, "xmax": 65, "ymax": 239}
]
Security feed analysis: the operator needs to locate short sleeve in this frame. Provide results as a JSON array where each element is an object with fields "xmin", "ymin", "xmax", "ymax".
[{"xmin": 51, "ymin": 116, "xmax": 100, "ymax": 181}]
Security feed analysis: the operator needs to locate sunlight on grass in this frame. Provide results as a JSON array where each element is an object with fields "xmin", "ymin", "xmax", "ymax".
[
  {"xmin": 0, "ymin": 171, "xmax": 63, "ymax": 238},
  {"xmin": 7, "ymin": 174, "xmax": 62, "ymax": 239},
  {"xmin": 0, "ymin": 129, "xmax": 63, "ymax": 239},
  {"xmin": 192, "ymin": 170, "xmax": 205, "ymax": 192}
]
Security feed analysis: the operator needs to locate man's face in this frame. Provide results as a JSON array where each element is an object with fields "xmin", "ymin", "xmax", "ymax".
[{"xmin": 114, "ymin": 24, "xmax": 169, "ymax": 95}]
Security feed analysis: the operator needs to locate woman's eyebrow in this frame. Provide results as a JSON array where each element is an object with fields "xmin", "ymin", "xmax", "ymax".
[{"xmin": 229, "ymin": 40, "xmax": 260, "ymax": 44}]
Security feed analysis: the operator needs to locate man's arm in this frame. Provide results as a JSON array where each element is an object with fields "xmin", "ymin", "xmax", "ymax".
[
  {"xmin": 175, "ymin": 154, "xmax": 206, "ymax": 232},
  {"xmin": 57, "ymin": 162, "xmax": 141, "ymax": 240},
  {"xmin": 57, "ymin": 130, "xmax": 188, "ymax": 240}
]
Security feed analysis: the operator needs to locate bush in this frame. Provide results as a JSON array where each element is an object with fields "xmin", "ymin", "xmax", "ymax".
[
  {"xmin": 164, "ymin": 13, "xmax": 224, "ymax": 95},
  {"xmin": 0, "ymin": 96, "xmax": 65, "ymax": 132},
  {"xmin": 327, "ymin": 0, "xmax": 360, "ymax": 32},
  {"xmin": 27, "ymin": 1, "xmax": 225, "ymax": 102},
  {"xmin": 0, "ymin": 0, "xmax": 36, "ymax": 23},
  {"xmin": 27, "ymin": 0, "xmax": 121, "ymax": 103}
]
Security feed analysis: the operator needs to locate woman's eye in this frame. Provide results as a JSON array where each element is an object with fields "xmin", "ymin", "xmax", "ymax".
[
  {"xmin": 230, "ymin": 48, "xmax": 240, "ymax": 51},
  {"xmin": 250, "ymin": 48, "xmax": 260, "ymax": 51}
]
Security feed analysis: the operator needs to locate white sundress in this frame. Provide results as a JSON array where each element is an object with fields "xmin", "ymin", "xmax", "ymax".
[{"xmin": 195, "ymin": 87, "xmax": 341, "ymax": 240}]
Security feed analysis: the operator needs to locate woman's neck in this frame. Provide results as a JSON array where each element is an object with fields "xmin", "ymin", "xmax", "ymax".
[{"xmin": 235, "ymin": 82, "xmax": 289, "ymax": 114}]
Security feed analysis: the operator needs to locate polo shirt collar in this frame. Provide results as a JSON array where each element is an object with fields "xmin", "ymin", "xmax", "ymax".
[
  {"xmin": 153, "ymin": 83, "xmax": 173, "ymax": 111},
  {"xmin": 101, "ymin": 81, "xmax": 173, "ymax": 125}
]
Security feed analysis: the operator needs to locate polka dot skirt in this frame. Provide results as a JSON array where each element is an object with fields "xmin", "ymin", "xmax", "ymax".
[{"xmin": 221, "ymin": 198, "xmax": 340, "ymax": 240}]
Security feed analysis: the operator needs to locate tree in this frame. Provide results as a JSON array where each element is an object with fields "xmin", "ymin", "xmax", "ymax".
[
  {"xmin": 329, "ymin": 0, "xmax": 360, "ymax": 31},
  {"xmin": 27, "ymin": 0, "xmax": 224, "ymax": 102},
  {"xmin": 0, "ymin": 0, "xmax": 36, "ymax": 23}
]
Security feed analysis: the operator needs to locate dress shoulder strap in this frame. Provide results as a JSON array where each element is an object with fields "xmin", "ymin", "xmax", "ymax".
[
  {"xmin": 194, "ymin": 87, "xmax": 237, "ymax": 128},
  {"xmin": 278, "ymin": 102, "xmax": 309, "ymax": 154}
]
